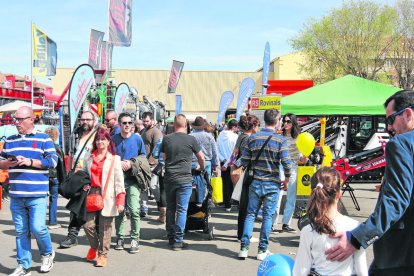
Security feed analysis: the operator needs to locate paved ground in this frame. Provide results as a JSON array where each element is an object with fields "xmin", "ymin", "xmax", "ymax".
[{"xmin": 0, "ymin": 183, "xmax": 378, "ymax": 276}]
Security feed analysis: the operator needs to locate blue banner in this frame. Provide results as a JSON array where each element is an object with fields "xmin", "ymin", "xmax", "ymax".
[
  {"xmin": 68, "ymin": 64, "xmax": 95, "ymax": 133},
  {"xmin": 217, "ymin": 91, "xmax": 234, "ymax": 125},
  {"xmin": 262, "ymin": 42, "xmax": 270, "ymax": 95},
  {"xmin": 114, "ymin": 83, "xmax": 130, "ymax": 115},
  {"xmin": 176, "ymin": 95, "xmax": 182, "ymax": 115},
  {"xmin": 236, "ymin": 77, "xmax": 256, "ymax": 120}
]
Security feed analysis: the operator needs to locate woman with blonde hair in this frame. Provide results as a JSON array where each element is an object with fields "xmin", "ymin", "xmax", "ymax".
[{"xmin": 83, "ymin": 127, "xmax": 125, "ymax": 267}]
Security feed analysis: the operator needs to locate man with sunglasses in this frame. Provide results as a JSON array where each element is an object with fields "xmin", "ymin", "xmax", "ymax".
[
  {"xmin": 105, "ymin": 110, "xmax": 120, "ymax": 136},
  {"xmin": 1, "ymin": 106, "xmax": 58, "ymax": 275},
  {"xmin": 112, "ymin": 112, "xmax": 146, "ymax": 254},
  {"xmin": 327, "ymin": 90, "xmax": 414, "ymax": 275},
  {"xmin": 60, "ymin": 111, "xmax": 97, "ymax": 249}
]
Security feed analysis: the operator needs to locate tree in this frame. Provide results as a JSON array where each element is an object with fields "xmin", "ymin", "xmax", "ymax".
[
  {"xmin": 291, "ymin": 0, "xmax": 397, "ymax": 84},
  {"xmin": 389, "ymin": 0, "xmax": 414, "ymax": 89}
]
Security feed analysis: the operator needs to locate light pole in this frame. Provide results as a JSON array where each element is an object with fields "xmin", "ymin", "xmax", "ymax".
[{"xmin": 318, "ymin": 57, "xmax": 323, "ymax": 84}]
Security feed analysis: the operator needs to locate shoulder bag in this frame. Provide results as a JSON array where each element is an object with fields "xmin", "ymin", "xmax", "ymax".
[{"xmin": 86, "ymin": 156, "xmax": 115, "ymax": 212}]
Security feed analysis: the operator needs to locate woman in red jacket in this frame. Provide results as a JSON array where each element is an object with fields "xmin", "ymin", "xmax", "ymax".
[{"xmin": 83, "ymin": 127, "xmax": 125, "ymax": 267}]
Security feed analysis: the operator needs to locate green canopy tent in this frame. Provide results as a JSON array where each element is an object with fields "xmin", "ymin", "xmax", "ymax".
[{"xmin": 281, "ymin": 75, "xmax": 400, "ymax": 115}]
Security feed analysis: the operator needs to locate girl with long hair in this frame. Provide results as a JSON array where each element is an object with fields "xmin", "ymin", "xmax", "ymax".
[{"xmin": 293, "ymin": 167, "xmax": 367, "ymax": 275}]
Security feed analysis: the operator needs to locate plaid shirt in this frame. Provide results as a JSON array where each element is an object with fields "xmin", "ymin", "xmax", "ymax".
[{"xmin": 239, "ymin": 128, "xmax": 292, "ymax": 183}]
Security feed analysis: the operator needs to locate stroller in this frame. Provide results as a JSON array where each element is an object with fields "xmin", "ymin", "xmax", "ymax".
[{"xmin": 184, "ymin": 169, "xmax": 214, "ymax": 240}]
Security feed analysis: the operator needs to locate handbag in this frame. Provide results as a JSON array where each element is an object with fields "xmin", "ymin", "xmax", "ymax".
[
  {"xmin": 231, "ymin": 169, "xmax": 245, "ymax": 201},
  {"xmin": 86, "ymin": 156, "xmax": 115, "ymax": 213},
  {"xmin": 210, "ymin": 176, "xmax": 223, "ymax": 203},
  {"xmin": 230, "ymin": 165, "xmax": 243, "ymax": 187},
  {"xmin": 152, "ymin": 162, "xmax": 164, "ymax": 177}
]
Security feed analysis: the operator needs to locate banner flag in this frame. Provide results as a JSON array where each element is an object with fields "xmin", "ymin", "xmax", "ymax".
[
  {"xmin": 88, "ymin": 29, "xmax": 105, "ymax": 69},
  {"xmin": 167, "ymin": 60, "xmax": 184, "ymax": 93},
  {"xmin": 114, "ymin": 83, "xmax": 130, "ymax": 115},
  {"xmin": 100, "ymin": 41, "xmax": 108, "ymax": 70},
  {"xmin": 262, "ymin": 42, "xmax": 270, "ymax": 95},
  {"xmin": 107, "ymin": 43, "xmax": 113, "ymax": 71},
  {"xmin": 217, "ymin": 91, "xmax": 234, "ymax": 125},
  {"xmin": 32, "ymin": 24, "xmax": 57, "ymax": 77},
  {"xmin": 109, "ymin": 0, "xmax": 133, "ymax": 46},
  {"xmin": 68, "ymin": 64, "xmax": 95, "ymax": 133},
  {"xmin": 176, "ymin": 95, "xmax": 182, "ymax": 115},
  {"xmin": 236, "ymin": 77, "xmax": 256, "ymax": 120}
]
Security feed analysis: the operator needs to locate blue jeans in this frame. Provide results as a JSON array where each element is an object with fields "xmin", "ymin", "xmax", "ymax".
[
  {"xmin": 241, "ymin": 180, "xmax": 280, "ymax": 251},
  {"xmin": 165, "ymin": 183, "xmax": 192, "ymax": 243},
  {"xmin": 49, "ymin": 178, "xmax": 59, "ymax": 225},
  {"xmin": 192, "ymin": 161, "xmax": 211, "ymax": 204},
  {"xmin": 10, "ymin": 196, "xmax": 53, "ymax": 269},
  {"xmin": 272, "ymin": 164, "xmax": 298, "ymax": 226}
]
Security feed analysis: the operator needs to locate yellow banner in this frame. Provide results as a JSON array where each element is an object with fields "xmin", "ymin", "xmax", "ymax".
[
  {"xmin": 250, "ymin": 95, "xmax": 282, "ymax": 110},
  {"xmin": 32, "ymin": 24, "xmax": 48, "ymax": 77}
]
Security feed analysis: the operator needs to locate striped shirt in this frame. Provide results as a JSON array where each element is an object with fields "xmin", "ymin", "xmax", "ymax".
[
  {"xmin": 3, "ymin": 129, "xmax": 58, "ymax": 197},
  {"xmin": 240, "ymin": 128, "xmax": 292, "ymax": 183}
]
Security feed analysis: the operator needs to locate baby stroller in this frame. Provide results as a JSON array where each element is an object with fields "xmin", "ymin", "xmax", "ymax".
[{"xmin": 185, "ymin": 169, "xmax": 214, "ymax": 240}]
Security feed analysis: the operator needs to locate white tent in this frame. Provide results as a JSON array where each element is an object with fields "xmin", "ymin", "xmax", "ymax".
[{"xmin": 0, "ymin": 100, "xmax": 50, "ymax": 112}]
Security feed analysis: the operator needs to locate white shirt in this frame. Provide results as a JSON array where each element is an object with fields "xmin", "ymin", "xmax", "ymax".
[
  {"xmin": 216, "ymin": 130, "xmax": 238, "ymax": 166},
  {"xmin": 293, "ymin": 215, "xmax": 368, "ymax": 276}
]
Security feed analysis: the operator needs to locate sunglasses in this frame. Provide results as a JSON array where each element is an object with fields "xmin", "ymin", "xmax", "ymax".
[
  {"xmin": 121, "ymin": 121, "xmax": 133, "ymax": 125},
  {"xmin": 386, "ymin": 105, "xmax": 413, "ymax": 125},
  {"xmin": 283, "ymin": 120, "xmax": 292, "ymax": 124},
  {"xmin": 104, "ymin": 118, "xmax": 115, "ymax": 122}
]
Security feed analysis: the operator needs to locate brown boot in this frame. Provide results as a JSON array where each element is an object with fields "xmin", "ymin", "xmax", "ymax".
[{"xmin": 156, "ymin": 207, "xmax": 166, "ymax": 223}]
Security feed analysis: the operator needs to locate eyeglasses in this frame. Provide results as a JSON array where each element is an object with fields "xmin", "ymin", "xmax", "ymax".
[
  {"xmin": 104, "ymin": 118, "xmax": 115, "ymax": 122},
  {"xmin": 13, "ymin": 117, "xmax": 31, "ymax": 123},
  {"xmin": 121, "ymin": 121, "xmax": 133, "ymax": 125},
  {"xmin": 386, "ymin": 105, "xmax": 413, "ymax": 125},
  {"xmin": 283, "ymin": 120, "xmax": 292, "ymax": 124},
  {"xmin": 79, "ymin": 118, "xmax": 93, "ymax": 122}
]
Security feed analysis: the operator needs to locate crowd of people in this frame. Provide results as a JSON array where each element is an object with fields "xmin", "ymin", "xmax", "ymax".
[{"xmin": 2, "ymin": 89, "xmax": 414, "ymax": 275}]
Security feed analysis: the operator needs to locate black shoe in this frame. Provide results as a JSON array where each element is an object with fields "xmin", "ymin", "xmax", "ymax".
[
  {"xmin": 282, "ymin": 224, "xmax": 297, "ymax": 233},
  {"xmin": 171, "ymin": 242, "xmax": 188, "ymax": 251},
  {"xmin": 114, "ymin": 238, "xmax": 125, "ymax": 250},
  {"xmin": 59, "ymin": 236, "xmax": 78, "ymax": 248}
]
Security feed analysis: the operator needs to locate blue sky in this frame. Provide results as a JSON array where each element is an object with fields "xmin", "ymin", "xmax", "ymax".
[{"xmin": 1, "ymin": 0, "xmax": 395, "ymax": 80}]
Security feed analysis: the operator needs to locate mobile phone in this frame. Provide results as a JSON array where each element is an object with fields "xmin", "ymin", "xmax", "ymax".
[{"xmin": 0, "ymin": 152, "xmax": 17, "ymax": 161}]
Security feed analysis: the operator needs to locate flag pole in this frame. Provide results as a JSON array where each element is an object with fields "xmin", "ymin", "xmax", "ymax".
[{"xmin": 30, "ymin": 22, "xmax": 34, "ymax": 109}]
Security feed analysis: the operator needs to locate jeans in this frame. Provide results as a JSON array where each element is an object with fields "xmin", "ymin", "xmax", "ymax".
[
  {"xmin": 10, "ymin": 196, "xmax": 53, "ymax": 269},
  {"xmin": 165, "ymin": 183, "xmax": 192, "ymax": 243},
  {"xmin": 115, "ymin": 184, "xmax": 141, "ymax": 240},
  {"xmin": 49, "ymin": 178, "xmax": 59, "ymax": 225},
  {"xmin": 241, "ymin": 180, "xmax": 280, "ymax": 252},
  {"xmin": 272, "ymin": 164, "xmax": 298, "ymax": 226}
]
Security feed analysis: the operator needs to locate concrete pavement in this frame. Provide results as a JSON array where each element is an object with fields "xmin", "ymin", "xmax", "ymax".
[{"xmin": 0, "ymin": 183, "xmax": 378, "ymax": 276}]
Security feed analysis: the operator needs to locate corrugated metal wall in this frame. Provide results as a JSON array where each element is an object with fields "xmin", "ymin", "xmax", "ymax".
[{"xmin": 53, "ymin": 68, "xmax": 262, "ymax": 113}]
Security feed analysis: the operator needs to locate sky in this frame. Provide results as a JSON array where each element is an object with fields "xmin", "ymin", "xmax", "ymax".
[{"xmin": 1, "ymin": 0, "xmax": 395, "ymax": 81}]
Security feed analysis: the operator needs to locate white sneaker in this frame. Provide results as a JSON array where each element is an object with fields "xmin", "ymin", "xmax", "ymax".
[
  {"xmin": 257, "ymin": 250, "xmax": 272, "ymax": 261},
  {"xmin": 9, "ymin": 266, "xmax": 31, "ymax": 276},
  {"xmin": 238, "ymin": 247, "xmax": 248, "ymax": 260},
  {"xmin": 40, "ymin": 250, "xmax": 55, "ymax": 273}
]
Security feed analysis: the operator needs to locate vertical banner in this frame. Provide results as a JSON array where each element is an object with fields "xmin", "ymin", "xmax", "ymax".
[
  {"xmin": 32, "ymin": 24, "xmax": 57, "ymax": 77},
  {"xmin": 109, "ymin": 0, "xmax": 133, "ymax": 46},
  {"xmin": 100, "ymin": 41, "xmax": 108, "ymax": 70},
  {"xmin": 262, "ymin": 42, "xmax": 270, "ymax": 95},
  {"xmin": 217, "ymin": 91, "xmax": 234, "ymax": 125},
  {"xmin": 167, "ymin": 60, "xmax": 185, "ymax": 93},
  {"xmin": 88, "ymin": 29, "xmax": 105, "ymax": 69},
  {"xmin": 175, "ymin": 95, "xmax": 182, "ymax": 115},
  {"xmin": 68, "ymin": 64, "xmax": 95, "ymax": 133},
  {"xmin": 107, "ymin": 43, "xmax": 113, "ymax": 71},
  {"xmin": 114, "ymin": 83, "xmax": 130, "ymax": 115},
  {"xmin": 236, "ymin": 77, "xmax": 256, "ymax": 120}
]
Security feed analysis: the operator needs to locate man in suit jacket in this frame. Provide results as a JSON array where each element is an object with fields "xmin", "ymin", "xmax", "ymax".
[{"xmin": 326, "ymin": 89, "xmax": 414, "ymax": 275}]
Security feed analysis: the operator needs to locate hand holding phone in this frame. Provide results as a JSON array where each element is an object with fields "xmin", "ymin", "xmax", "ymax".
[{"xmin": 1, "ymin": 152, "xmax": 17, "ymax": 161}]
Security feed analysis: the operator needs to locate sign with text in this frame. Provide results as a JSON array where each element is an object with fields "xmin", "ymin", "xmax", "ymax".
[{"xmin": 249, "ymin": 94, "xmax": 282, "ymax": 127}]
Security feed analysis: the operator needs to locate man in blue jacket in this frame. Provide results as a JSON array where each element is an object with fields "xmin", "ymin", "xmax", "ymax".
[{"xmin": 327, "ymin": 90, "xmax": 414, "ymax": 275}]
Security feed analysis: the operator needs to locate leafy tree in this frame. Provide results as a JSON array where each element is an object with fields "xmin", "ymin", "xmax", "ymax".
[{"xmin": 291, "ymin": 0, "xmax": 397, "ymax": 84}]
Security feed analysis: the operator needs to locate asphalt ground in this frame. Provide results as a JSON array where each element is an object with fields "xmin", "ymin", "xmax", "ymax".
[{"xmin": 0, "ymin": 183, "xmax": 378, "ymax": 276}]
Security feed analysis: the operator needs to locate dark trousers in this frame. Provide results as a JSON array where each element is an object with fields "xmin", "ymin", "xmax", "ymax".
[
  {"xmin": 158, "ymin": 175, "xmax": 167, "ymax": 208},
  {"xmin": 222, "ymin": 165, "xmax": 233, "ymax": 208},
  {"xmin": 67, "ymin": 212, "xmax": 82, "ymax": 239},
  {"xmin": 369, "ymin": 266, "xmax": 414, "ymax": 276},
  {"xmin": 237, "ymin": 174, "xmax": 250, "ymax": 240}
]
